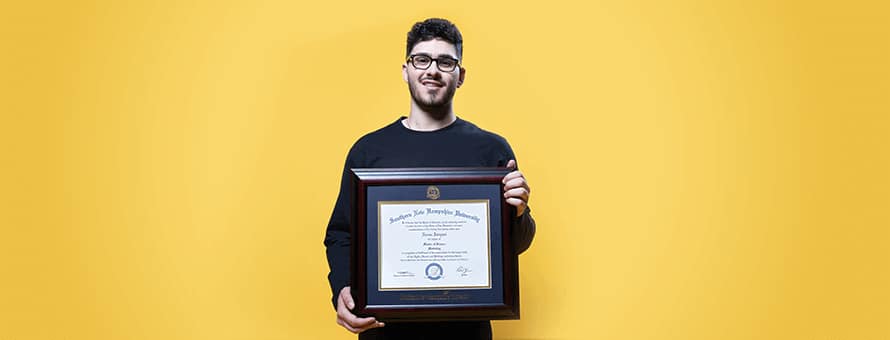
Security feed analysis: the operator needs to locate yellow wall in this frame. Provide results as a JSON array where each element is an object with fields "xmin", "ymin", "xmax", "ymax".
[{"xmin": 1, "ymin": 1, "xmax": 888, "ymax": 339}]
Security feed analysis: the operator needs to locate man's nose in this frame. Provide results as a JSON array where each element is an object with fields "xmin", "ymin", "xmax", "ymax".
[{"xmin": 423, "ymin": 61, "xmax": 442, "ymax": 77}]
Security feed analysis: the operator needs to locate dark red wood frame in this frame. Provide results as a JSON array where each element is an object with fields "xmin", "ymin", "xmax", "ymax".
[{"xmin": 350, "ymin": 168, "xmax": 520, "ymax": 321}]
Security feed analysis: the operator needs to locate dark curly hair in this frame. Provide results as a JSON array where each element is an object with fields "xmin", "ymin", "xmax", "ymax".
[{"xmin": 406, "ymin": 18, "xmax": 463, "ymax": 59}]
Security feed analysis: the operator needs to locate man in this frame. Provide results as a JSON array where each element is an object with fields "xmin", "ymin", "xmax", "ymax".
[{"xmin": 324, "ymin": 18, "xmax": 536, "ymax": 340}]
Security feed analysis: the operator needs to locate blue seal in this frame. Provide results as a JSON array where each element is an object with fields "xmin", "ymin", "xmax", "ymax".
[{"xmin": 425, "ymin": 263, "xmax": 443, "ymax": 280}]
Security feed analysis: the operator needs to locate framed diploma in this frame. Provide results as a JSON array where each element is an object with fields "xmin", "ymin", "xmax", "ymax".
[{"xmin": 349, "ymin": 168, "xmax": 520, "ymax": 321}]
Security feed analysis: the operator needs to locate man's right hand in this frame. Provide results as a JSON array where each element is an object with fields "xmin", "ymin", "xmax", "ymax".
[{"xmin": 336, "ymin": 286, "xmax": 385, "ymax": 333}]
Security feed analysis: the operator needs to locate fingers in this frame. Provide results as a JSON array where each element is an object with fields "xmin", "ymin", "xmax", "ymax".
[
  {"xmin": 505, "ymin": 197, "xmax": 527, "ymax": 216},
  {"xmin": 336, "ymin": 301, "xmax": 383, "ymax": 334},
  {"xmin": 503, "ymin": 177, "xmax": 530, "ymax": 192},
  {"xmin": 502, "ymin": 170, "xmax": 525, "ymax": 186},
  {"xmin": 336, "ymin": 317, "xmax": 384, "ymax": 334},
  {"xmin": 501, "ymin": 161, "xmax": 530, "ymax": 217},
  {"xmin": 503, "ymin": 187, "xmax": 530, "ymax": 203},
  {"xmin": 336, "ymin": 316, "xmax": 361, "ymax": 333},
  {"xmin": 336, "ymin": 286, "xmax": 385, "ymax": 333},
  {"xmin": 336, "ymin": 309, "xmax": 382, "ymax": 334},
  {"xmin": 505, "ymin": 197, "xmax": 528, "ymax": 208},
  {"xmin": 503, "ymin": 171, "xmax": 530, "ymax": 200}
]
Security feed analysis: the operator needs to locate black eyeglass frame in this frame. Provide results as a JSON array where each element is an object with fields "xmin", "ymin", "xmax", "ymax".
[{"xmin": 406, "ymin": 54, "xmax": 462, "ymax": 72}]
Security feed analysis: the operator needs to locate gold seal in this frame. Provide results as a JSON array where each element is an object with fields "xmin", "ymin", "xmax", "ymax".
[{"xmin": 426, "ymin": 185, "xmax": 441, "ymax": 200}]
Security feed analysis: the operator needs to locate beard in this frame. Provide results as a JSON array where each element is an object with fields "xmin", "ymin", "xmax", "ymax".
[{"xmin": 408, "ymin": 79, "xmax": 457, "ymax": 109}]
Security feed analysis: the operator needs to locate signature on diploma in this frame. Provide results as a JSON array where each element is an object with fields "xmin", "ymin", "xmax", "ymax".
[
  {"xmin": 456, "ymin": 266, "xmax": 472, "ymax": 277},
  {"xmin": 394, "ymin": 271, "xmax": 415, "ymax": 278}
]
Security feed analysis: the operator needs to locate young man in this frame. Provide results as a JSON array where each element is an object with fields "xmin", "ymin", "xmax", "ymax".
[{"xmin": 323, "ymin": 18, "xmax": 536, "ymax": 340}]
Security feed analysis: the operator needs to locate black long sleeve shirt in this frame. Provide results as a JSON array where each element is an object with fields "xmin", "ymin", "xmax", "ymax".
[{"xmin": 323, "ymin": 117, "xmax": 536, "ymax": 339}]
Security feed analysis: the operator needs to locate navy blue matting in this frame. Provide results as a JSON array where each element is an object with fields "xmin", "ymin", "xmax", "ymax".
[{"xmin": 366, "ymin": 184, "xmax": 504, "ymax": 306}]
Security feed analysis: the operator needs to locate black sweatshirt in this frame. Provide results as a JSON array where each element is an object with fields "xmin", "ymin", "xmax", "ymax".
[{"xmin": 323, "ymin": 117, "xmax": 536, "ymax": 339}]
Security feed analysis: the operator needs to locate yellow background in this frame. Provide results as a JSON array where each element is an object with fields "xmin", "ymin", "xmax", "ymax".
[{"xmin": 1, "ymin": 0, "xmax": 888, "ymax": 339}]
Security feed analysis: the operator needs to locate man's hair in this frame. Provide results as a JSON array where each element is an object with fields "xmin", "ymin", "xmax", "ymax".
[{"xmin": 406, "ymin": 18, "xmax": 463, "ymax": 59}]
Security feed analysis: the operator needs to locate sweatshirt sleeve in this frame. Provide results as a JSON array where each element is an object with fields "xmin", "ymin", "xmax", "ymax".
[
  {"xmin": 323, "ymin": 144, "xmax": 361, "ymax": 309},
  {"xmin": 512, "ymin": 207, "xmax": 536, "ymax": 255}
]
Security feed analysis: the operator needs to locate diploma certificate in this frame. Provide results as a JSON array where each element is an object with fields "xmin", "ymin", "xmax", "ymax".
[{"xmin": 378, "ymin": 200, "xmax": 491, "ymax": 290}]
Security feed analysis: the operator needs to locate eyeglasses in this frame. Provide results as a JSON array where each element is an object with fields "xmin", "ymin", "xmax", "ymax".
[{"xmin": 406, "ymin": 54, "xmax": 461, "ymax": 72}]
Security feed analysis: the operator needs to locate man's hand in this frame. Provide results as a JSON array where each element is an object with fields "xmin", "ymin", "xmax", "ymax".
[
  {"xmin": 336, "ymin": 286, "xmax": 385, "ymax": 333},
  {"xmin": 503, "ymin": 159, "xmax": 530, "ymax": 217}
]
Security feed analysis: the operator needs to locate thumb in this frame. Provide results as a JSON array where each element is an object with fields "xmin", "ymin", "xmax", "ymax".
[
  {"xmin": 506, "ymin": 159, "xmax": 516, "ymax": 170},
  {"xmin": 342, "ymin": 287, "xmax": 355, "ymax": 309}
]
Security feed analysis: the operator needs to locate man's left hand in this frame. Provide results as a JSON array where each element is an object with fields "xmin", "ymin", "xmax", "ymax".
[{"xmin": 503, "ymin": 159, "xmax": 530, "ymax": 217}]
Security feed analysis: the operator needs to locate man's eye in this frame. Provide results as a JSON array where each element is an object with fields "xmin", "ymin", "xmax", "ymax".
[
  {"xmin": 414, "ymin": 56, "xmax": 431, "ymax": 64},
  {"xmin": 440, "ymin": 60, "xmax": 456, "ymax": 68}
]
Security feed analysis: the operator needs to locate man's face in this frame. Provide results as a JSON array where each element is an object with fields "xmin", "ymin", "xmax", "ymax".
[{"xmin": 402, "ymin": 39, "xmax": 466, "ymax": 109}]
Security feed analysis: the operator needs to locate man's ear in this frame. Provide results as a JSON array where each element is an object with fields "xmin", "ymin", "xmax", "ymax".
[
  {"xmin": 402, "ymin": 64, "xmax": 408, "ymax": 83},
  {"xmin": 457, "ymin": 66, "xmax": 466, "ymax": 88}
]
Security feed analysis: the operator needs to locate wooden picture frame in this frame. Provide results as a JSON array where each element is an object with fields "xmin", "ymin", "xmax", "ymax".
[{"xmin": 349, "ymin": 168, "xmax": 520, "ymax": 322}]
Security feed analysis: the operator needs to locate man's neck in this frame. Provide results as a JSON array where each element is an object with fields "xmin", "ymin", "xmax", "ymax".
[{"xmin": 404, "ymin": 102, "xmax": 457, "ymax": 131}]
